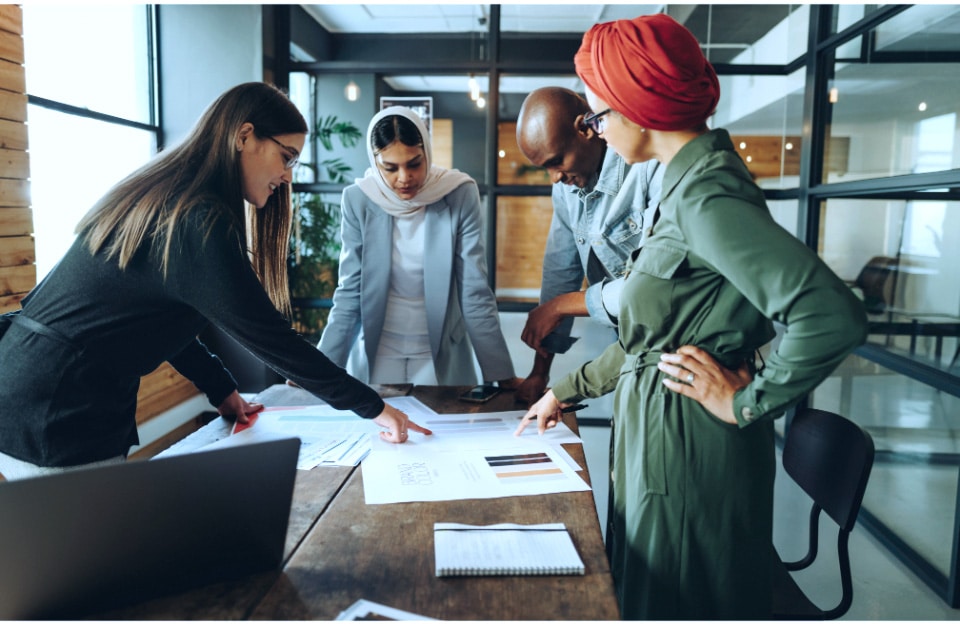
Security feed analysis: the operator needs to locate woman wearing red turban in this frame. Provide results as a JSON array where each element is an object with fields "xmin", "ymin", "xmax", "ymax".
[{"xmin": 517, "ymin": 14, "xmax": 868, "ymax": 619}]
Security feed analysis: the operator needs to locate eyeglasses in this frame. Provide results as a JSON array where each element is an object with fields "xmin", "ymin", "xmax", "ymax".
[
  {"xmin": 583, "ymin": 108, "xmax": 612, "ymax": 134},
  {"xmin": 266, "ymin": 136, "xmax": 301, "ymax": 170}
]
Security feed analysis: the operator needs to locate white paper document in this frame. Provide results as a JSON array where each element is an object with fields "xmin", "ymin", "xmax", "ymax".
[
  {"xmin": 152, "ymin": 417, "xmax": 233, "ymax": 459},
  {"xmin": 400, "ymin": 410, "xmax": 583, "ymax": 472},
  {"xmin": 361, "ymin": 435, "xmax": 591, "ymax": 504},
  {"xmin": 384, "ymin": 395, "xmax": 438, "ymax": 420},
  {"xmin": 336, "ymin": 598, "xmax": 436, "ymax": 621},
  {"xmin": 225, "ymin": 405, "xmax": 379, "ymax": 469},
  {"xmin": 415, "ymin": 410, "xmax": 581, "ymax": 446}
]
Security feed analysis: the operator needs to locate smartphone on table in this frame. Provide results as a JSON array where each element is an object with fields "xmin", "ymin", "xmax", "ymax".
[{"xmin": 459, "ymin": 384, "xmax": 500, "ymax": 403}]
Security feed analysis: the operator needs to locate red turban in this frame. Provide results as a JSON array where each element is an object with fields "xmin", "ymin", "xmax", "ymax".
[{"xmin": 575, "ymin": 13, "xmax": 720, "ymax": 131}]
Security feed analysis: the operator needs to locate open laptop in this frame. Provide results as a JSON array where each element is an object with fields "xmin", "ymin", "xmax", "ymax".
[{"xmin": 0, "ymin": 436, "xmax": 300, "ymax": 619}]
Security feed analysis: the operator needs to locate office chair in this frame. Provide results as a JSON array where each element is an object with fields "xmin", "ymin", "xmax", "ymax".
[
  {"xmin": 771, "ymin": 408, "xmax": 875, "ymax": 620},
  {"xmin": 848, "ymin": 255, "xmax": 898, "ymax": 315}
]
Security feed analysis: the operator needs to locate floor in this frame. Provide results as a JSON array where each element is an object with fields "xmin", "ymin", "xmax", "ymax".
[{"xmin": 497, "ymin": 311, "xmax": 960, "ymax": 620}]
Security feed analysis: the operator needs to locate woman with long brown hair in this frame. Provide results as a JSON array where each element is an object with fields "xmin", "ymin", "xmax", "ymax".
[{"xmin": 0, "ymin": 82, "xmax": 427, "ymax": 480}]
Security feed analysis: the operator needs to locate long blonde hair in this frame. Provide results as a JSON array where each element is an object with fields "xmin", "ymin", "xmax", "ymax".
[{"xmin": 75, "ymin": 82, "xmax": 307, "ymax": 317}]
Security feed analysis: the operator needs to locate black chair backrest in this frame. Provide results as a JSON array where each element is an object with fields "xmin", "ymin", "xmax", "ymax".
[
  {"xmin": 782, "ymin": 408, "xmax": 875, "ymax": 532},
  {"xmin": 854, "ymin": 256, "xmax": 897, "ymax": 314}
]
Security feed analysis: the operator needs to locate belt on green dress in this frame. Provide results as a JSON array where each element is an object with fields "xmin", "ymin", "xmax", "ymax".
[
  {"xmin": 615, "ymin": 348, "xmax": 757, "ymax": 497},
  {"xmin": 620, "ymin": 351, "xmax": 664, "ymax": 376},
  {"xmin": 620, "ymin": 349, "xmax": 757, "ymax": 376},
  {"xmin": 615, "ymin": 350, "xmax": 669, "ymax": 495}
]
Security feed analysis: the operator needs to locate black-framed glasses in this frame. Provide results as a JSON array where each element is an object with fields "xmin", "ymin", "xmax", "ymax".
[
  {"xmin": 583, "ymin": 108, "xmax": 612, "ymax": 134},
  {"xmin": 266, "ymin": 136, "xmax": 301, "ymax": 170}
]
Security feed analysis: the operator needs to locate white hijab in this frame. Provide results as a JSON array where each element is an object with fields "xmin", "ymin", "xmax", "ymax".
[{"xmin": 355, "ymin": 106, "xmax": 473, "ymax": 218}]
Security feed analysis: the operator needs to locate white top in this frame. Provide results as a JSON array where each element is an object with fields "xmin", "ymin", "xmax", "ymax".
[{"xmin": 379, "ymin": 209, "xmax": 430, "ymax": 356}]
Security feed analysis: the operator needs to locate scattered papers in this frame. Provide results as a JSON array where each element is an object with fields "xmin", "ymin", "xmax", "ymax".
[
  {"xmin": 224, "ymin": 405, "xmax": 380, "ymax": 469},
  {"xmin": 153, "ymin": 392, "xmax": 590, "ymax": 506},
  {"xmin": 152, "ymin": 418, "xmax": 233, "ymax": 459}
]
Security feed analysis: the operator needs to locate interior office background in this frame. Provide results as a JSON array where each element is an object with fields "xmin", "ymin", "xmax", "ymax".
[{"xmin": 15, "ymin": 3, "xmax": 960, "ymax": 618}]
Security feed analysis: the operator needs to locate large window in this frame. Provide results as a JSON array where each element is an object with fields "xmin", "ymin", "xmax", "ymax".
[
  {"xmin": 825, "ymin": 5, "xmax": 960, "ymax": 183},
  {"xmin": 23, "ymin": 5, "xmax": 158, "ymax": 279}
]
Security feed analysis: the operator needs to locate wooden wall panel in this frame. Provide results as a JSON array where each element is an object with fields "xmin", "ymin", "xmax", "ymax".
[
  {"xmin": 0, "ymin": 263, "xmax": 34, "ymax": 297},
  {"xmin": 496, "ymin": 195, "xmax": 553, "ymax": 292},
  {"xmin": 0, "ymin": 59, "xmax": 24, "ymax": 93},
  {"xmin": 0, "ymin": 231, "xmax": 32, "ymax": 266},
  {"xmin": 0, "ymin": 5, "xmax": 27, "ymax": 315},
  {"xmin": 0, "ymin": 146, "xmax": 28, "ymax": 178},
  {"xmin": 432, "ymin": 118, "xmax": 453, "ymax": 169},
  {"xmin": 0, "ymin": 177, "xmax": 28, "ymax": 206},
  {"xmin": 0, "ymin": 5, "xmax": 22, "ymax": 35},
  {"xmin": 0, "ymin": 118, "xmax": 26, "ymax": 150},
  {"xmin": 0, "ymin": 89, "xmax": 26, "ymax": 121},
  {"xmin": 0, "ymin": 29, "xmax": 23, "ymax": 65},
  {"xmin": 0, "ymin": 206, "xmax": 31, "ymax": 236},
  {"xmin": 497, "ymin": 121, "xmax": 551, "ymax": 186},
  {"xmin": 135, "ymin": 362, "xmax": 203, "ymax": 425}
]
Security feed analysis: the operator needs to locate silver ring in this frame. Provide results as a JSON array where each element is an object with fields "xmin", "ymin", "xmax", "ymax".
[{"xmin": 686, "ymin": 372, "xmax": 695, "ymax": 383}]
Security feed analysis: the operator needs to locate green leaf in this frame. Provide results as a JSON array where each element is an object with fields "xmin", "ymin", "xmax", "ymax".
[{"xmin": 320, "ymin": 158, "xmax": 353, "ymax": 184}]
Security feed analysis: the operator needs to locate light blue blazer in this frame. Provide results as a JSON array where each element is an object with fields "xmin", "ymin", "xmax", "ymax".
[{"xmin": 318, "ymin": 181, "xmax": 515, "ymax": 385}]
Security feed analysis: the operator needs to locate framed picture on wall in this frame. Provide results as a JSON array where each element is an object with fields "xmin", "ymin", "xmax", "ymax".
[{"xmin": 379, "ymin": 96, "xmax": 433, "ymax": 136}]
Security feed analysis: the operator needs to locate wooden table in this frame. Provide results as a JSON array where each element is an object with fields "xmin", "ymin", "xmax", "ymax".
[{"xmin": 98, "ymin": 384, "xmax": 620, "ymax": 620}]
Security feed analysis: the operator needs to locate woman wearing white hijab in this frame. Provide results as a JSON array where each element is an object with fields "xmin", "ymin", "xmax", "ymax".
[{"xmin": 318, "ymin": 107, "xmax": 519, "ymax": 388}]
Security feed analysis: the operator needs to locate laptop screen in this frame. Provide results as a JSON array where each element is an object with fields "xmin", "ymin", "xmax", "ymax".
[{"xmin": 0, "ymin": 437, "xmax": 299, "ymax": 619}]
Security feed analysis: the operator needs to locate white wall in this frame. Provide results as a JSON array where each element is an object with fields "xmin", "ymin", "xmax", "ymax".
[{"xmin": 158, "ymin": 4, "xmax": 263, "ymax": 146}]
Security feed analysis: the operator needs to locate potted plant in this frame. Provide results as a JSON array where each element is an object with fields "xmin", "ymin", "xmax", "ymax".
[{"xmin": 288, "ymin": 115, "xmax": 363, "ymax": 344}]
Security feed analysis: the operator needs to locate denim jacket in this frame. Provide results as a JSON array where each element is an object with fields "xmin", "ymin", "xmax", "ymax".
[{"xmin": 540, "ymin": 149, "xmax": 662, "ymax": 344}]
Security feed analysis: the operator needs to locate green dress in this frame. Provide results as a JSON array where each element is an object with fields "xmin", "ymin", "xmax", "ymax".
[{"xmin": 552, "ymin": 129, "xmax": 868, "ymax": 620}]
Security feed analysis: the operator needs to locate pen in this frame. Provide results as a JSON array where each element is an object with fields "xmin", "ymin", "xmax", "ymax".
[{"xmin": 560, "ymin": 403, "xmax": 588, "ymax": 413}]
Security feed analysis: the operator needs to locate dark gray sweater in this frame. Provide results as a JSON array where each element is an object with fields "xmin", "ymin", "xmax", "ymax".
[{"xmin": 0, "ymin": 203, "xmax": 384, "ymax": 466}]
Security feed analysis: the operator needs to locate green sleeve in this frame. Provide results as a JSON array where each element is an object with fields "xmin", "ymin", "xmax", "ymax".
[
  {"xmin": 678, "ymin": 154, "xmax": 868, "ymax": 426},
  {"xmin": 552, "ymin": 340, "xmax": 626, "ymax": 403}
]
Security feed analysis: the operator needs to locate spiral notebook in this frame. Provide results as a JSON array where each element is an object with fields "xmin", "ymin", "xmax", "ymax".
[{"xmin": 433, "ymin": 522, "xmax": 585, "ymax": 577}]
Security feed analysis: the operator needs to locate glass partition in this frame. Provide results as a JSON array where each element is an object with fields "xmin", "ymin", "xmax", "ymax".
[
  {"xmin": 832, "ymin": 4, "xmax": 886, "ymax": 35},
  {"xmin": 821, "ymin": 198, "xmax": 960, "ymax": 370},
  {"xmin": 810, "ymin": 352, "xmax": 960, "ymax": 580},
  {"xmin": 825, "ymin": 5, "xmax": 960, "ymax": 183},
  {"xmin": 679, "ymin": 4, "xmax": 807, "ymax": 65},
  {"xmin": 766, "ymin": 199, "xmax": 801, "ymax": 238},
  {"xmin": 716, "ymin": 67, "xmax": 806, "ymax": 190}
]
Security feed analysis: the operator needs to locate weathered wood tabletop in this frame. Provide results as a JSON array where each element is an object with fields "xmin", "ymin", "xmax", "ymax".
[{"xmin": 97, "ymin": 384, "xmax": 620, "ymax": 620}]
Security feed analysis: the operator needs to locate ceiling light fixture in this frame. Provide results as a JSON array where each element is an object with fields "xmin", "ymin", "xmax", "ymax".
[
  {"xmin": 344, "ymin": 80, "xmax": 360, "ymax": 102},
  {"xmin": 468, "ymin": 74, "xmax": 480, "ymax": 101}
]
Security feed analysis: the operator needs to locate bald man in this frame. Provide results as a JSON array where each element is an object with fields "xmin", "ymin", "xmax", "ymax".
[{"xmin": 514, "ymin": 87, "xmax": 662, "ymax": 406}]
